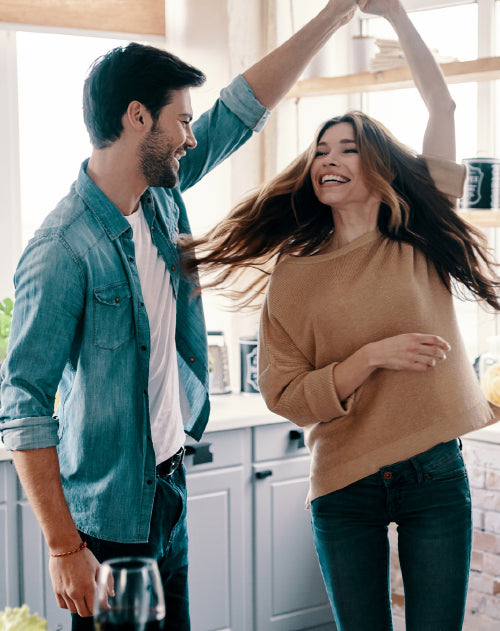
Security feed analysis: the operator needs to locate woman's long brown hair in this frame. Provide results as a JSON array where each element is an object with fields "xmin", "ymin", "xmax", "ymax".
[{"xmin": 180, "ymin": 111, "xmax": 500, "ymax": 310}]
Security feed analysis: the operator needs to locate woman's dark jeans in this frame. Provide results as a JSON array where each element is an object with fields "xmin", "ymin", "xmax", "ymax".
[
  {"xmin": 311, "ymin": 439, "xmax": 472, "ymax": 631},
  {"xmin": 72, "ymin": 464, "xmax": 189, "ymax": 631}
]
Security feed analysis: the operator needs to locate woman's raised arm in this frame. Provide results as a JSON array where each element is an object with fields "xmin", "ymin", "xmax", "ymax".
[{"xmin": 357, "ymin": 0, "xmax": 456, "ymax": 160}]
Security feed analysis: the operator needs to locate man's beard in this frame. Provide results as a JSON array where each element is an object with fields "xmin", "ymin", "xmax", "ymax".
[{"xmin": 138, "ymin": 125, "xmax": 180, "ymax": 188}]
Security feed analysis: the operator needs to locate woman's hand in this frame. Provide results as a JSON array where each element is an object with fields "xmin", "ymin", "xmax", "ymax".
[
  {"xmin": 366, "ymin": 333, "xmax": 450, "ymax": 372},
  {"xmin": 328, "ymin": 0, "xmax": 358, "ymax": 26},
  {"xmin": 356, "ymin": 0, "xmax": 403, "ymax": 18},
  {"xmin": 333, "ymin": 332, "xmax": 450, "ymax": 403}
]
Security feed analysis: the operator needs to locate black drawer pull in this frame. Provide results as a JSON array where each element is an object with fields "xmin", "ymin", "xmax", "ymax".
[
  {"xmin": 185, "ymin": 443, "xmax": 213, "ymax": 465},
  {"xmin": 255, "ymin": 470, "xmax": 273, "ymax": 480},
  {"xmin": 289, "ymin": 429, "xmax": 305, "ymax": 449}
]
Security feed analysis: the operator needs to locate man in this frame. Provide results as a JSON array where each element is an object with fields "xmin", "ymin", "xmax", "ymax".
[{"xmin": 0, "ymin": 1, "xmax": 356, "ymax": 630}]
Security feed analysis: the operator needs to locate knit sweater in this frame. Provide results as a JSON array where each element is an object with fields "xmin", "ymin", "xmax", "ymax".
[{"xmin": 258, "ymin": 155, "xmax": 500, "ymax": 505}]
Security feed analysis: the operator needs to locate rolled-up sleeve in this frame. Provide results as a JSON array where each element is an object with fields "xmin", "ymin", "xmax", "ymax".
[
  {"xmin": 178, "ymin": 75, "xmax": 270, "ymax": 192},
  {"xmin": 0, "ymin": 234, "xmax": 84, "ymax": 451},
  {"xmin": 220, "ymin": 74, "xmax": 270, "ymax": 132},
  {"xmin": 423, "ymin": 155, "xmax": 466, "ymax": 199},
  {"xmin": 258, "ymin": 295, "xmax": 354, "ymax": 427}
]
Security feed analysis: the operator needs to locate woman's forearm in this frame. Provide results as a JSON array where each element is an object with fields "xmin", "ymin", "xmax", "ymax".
[
  {"xmin": 333, "ymin": 333, "xmax": 450, "ymax": 401},
  {"xmin": 358, "ymin": 0, "xmax": 456, "ymax": 159}
]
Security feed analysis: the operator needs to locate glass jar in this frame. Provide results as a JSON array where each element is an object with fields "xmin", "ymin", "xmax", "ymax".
[{"xmin": 479, "ymin": 336, "xmax": 500, "ymax": 405}]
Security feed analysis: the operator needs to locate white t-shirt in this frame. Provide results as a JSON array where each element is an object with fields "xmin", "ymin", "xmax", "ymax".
[{"xmin": 125, "ymin": 205, "xmax": 185, "ymax": 464}]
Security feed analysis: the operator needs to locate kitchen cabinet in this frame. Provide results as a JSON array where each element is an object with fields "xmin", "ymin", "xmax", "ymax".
[
  {"xmin": 252, "ymin": 424, "xmax": 335, "ymax": 631},
  {"xmin": 0, "ymin": 415, "xmax": 335, "ymax": 631},
  {"xmin": 0, "ymin": 459, "xmax": 70, "ymax": 630},
  {"xmin": 185, "ymin": 423, "xmax": 336, "ymax": 631},
  {"xmin": 0, "ymin": 460, "xmax": 19, "ymax": 613},
  {"xmin": 185, "ymin": 428, "xmax": 253, "ymax": 631}
]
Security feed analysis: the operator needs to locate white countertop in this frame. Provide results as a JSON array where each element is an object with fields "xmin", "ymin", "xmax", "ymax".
[
  {"xmin": 2, "ymin": 392, "xmax": 499, "ymax": 461},
  {"xmin": 0, "ymin": 393, "xmax": 285, "ymax": 461},
  {"xmin": 204, "ymin": 391, "xmax": 286, "ymax": 431}
]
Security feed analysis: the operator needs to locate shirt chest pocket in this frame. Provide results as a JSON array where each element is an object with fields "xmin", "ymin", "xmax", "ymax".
[{"xmin": 93, "ymin": 281, "xmax": 134, "ymax": 350}]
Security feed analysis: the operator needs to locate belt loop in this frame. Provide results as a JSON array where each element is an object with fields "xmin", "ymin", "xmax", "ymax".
[{"xmin": 410, "ymin": 456, "xmax": 424, "ymax": 484}]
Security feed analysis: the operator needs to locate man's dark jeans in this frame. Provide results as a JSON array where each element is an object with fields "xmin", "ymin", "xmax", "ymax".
[{"xmin": 72, "ymin": 464, "xmax": 189, "ymax": 631}]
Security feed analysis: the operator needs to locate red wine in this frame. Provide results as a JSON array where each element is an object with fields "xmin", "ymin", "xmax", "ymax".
[{"xmin": 95, "ymin": 620, "xmax": 164, "ymax": 631}]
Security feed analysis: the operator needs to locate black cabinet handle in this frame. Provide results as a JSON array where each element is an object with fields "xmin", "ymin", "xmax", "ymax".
[
  {"xmin": 289, "ymin": 429, "xmax": 305, "ymax": 449},
  {"xmin": 255, "ymin": 470, "xmax": 273, "ymax": 480},
  {"xmin": 185, "ymin": 443, "xmax": 213, "ymax": 465}
]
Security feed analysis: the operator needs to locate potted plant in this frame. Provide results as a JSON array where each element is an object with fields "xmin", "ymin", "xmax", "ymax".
[
  {"xmin": 0, "ymin": 297, "xmax": 13, "ymax": 363},
  {"xmin": 0, "ymin": 604, "xmax": 49, "ymax": 630}
]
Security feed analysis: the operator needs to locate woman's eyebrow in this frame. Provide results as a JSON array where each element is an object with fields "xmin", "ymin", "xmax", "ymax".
[{"xmin": 317, "ymin": 139, "xmax": 356, "ymax": 147}]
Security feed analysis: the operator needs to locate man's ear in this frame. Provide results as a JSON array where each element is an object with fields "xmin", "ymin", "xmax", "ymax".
[{"xmin": 126, "ymin": 101, "xmax": 150, "ymax": 131}]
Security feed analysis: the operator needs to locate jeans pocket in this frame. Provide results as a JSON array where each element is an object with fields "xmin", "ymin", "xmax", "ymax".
[
  {"xmin": 93, "ymin": 281, "xmax": 134, "ymax": 350},
  {"xmin": 418, "ymin": 440, "xmax": 467, "ymax": 482}
]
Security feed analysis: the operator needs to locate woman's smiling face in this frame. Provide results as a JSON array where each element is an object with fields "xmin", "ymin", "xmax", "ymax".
[{"xmin": 310, "ymin": 122, "xmax": 377, "ymax": 211}]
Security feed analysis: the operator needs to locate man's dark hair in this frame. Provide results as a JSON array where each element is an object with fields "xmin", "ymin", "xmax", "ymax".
[{"xmin": 83, "ymin": 42, "xmax": 206, "ymax": 148}]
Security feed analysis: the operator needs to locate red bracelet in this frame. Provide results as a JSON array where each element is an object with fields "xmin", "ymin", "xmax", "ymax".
[{"xmin": 49, "ymin": 541, "xmax": 87, "ymax": 557}]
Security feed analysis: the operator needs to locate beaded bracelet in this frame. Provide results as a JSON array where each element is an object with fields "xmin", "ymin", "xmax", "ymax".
[{"xmin": 49, "ymin": 541, "xmax": 87, "ymax": 557}]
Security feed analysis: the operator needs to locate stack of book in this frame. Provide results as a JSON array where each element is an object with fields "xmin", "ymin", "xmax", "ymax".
[{"xmin": 369, "ymin": 38, "xmax": 457, "ymax": 72}]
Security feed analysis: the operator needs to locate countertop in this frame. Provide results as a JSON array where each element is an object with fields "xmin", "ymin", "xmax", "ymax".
[
  {"xmin": 2, "ymin": 392, "xmax": 500, "ymax": 462},
  {"xmin": 0, "ymin": 392, "xmax": 285, "ymax": 462}
]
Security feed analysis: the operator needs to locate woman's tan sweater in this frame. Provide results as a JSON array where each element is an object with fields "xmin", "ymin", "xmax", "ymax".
[{"xmin": 258, "ymin": 156, "xmax": 500, "ymax": 505}]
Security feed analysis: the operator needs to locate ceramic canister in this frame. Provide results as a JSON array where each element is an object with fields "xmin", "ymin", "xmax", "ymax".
[
  {"xmin": 239, "ymin": 335, "xmax": 259, "ymax": 393},
  {"xmin": 462, "ymin": 158, "xmax": 500, "ymax": 209}
]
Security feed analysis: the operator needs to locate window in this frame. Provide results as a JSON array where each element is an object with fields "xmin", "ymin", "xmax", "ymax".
[
  {"xmin": 361, "ymin": 3, "xmax": 498, "ymax": 361},
  {"xmin": 284, "ymin": 1, "xmax": 498, "ymax": 361},
  {"xmin": 360, "ymin": 4, "xmax": 478, "ymax": 160},
  {"xmin": 16, "ymin": 31, "xmax": 128, "ymax": 244}
]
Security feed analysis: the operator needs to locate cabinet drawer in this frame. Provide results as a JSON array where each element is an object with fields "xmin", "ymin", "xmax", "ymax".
[
  {"xmin": 184, "ymin": 428, "xmax": 250, "ymax": 472},
  {"xmin": 253, "ymin": 423, "xmax": 309, "ymax": 462}
]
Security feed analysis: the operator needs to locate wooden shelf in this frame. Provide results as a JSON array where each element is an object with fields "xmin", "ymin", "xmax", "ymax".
[
  {"xmin": 459, "ymin": 210, "xmax": 500, "ymax": 228},
  {"xmin": 288, "ymin": 57, "xmax": 500, "ymax": 99}
]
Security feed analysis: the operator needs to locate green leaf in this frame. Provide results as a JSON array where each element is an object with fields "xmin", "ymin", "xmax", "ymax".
[{"xmin": 0, "ymin": 605, "xmax": 48, "ymax": 630}]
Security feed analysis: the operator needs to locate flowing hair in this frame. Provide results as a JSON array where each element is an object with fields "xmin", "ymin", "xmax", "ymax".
[{"xmin": 180, "ymin": 111, "xmax": 500, "ymax": 310}]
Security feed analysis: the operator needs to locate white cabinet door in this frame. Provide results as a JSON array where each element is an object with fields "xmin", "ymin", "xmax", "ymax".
[
  {"xmin": 0, "ymin": 461, "xmax": 20, "ymax": 611},
  {"xmin": 187, "ymin": 465, "xmax": 251, "ymax": 631},
  {"xmin": 253, "ymin": 455, "xmax": 336, "ymax": 631},
  {"xmin": 0, "ymin": 460, "xmax": 70, "ymax": 630}
]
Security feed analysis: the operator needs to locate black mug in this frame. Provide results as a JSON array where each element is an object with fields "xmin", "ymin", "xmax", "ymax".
[{"xmin": 462, "ymin": 158, "xmax": 500, "ymax": 209}]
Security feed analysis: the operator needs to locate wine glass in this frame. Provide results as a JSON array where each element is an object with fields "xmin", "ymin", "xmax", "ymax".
[{"xmin": 93, "ymin": 557, "xmax": 166, "ymax": 631}]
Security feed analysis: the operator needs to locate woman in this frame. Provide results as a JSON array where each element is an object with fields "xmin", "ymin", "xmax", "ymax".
[{"xmin": 181, "ymin": 0, "xmax": 500, "ymax": 628}]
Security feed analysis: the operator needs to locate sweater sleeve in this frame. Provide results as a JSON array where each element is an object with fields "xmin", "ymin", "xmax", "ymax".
[
  {"xmin": 423, "ymin": 155, "xmax": 466, "ymax": 199},
  {"xmin": 257, "ymin": 294, "xmax": 355, "ymax": 427}
]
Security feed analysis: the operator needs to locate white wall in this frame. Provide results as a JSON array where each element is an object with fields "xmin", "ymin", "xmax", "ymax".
[{"xmin": 0, "ymin": 32, "xmax": 22, "ymax": 300}]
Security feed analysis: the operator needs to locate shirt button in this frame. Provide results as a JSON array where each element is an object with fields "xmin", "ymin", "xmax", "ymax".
[
  {"xmin": 383, "ymin": 471, "xmax": 393, "ymax": 480},
  {"xmin": 115, "ymin": 297, "xmax": 120, "ymax": 303},
  {"xmin": 140, "ymin": 301, "xmax": 144, "ymax": 307},
  {"xmin": 171, "ymin": 265, "xmax": 176, "ymax": 271},
  {"xmin": 141, "ymin": 345, "xmax": 147, "ymax": 351},
  {"xmin": 146, "ymin": 479, "xmax": 153, "ymax": 485},
  {"xmin": 189, "ymin": 357, "xmax": 195, "ymax": 362},
  {"xmin": 128, "ymin": 256, "xmax": 134, "ymax": 262},
  {"xmin": 151, "ymin": 226, "xmax": 155, "ymax": 231}
]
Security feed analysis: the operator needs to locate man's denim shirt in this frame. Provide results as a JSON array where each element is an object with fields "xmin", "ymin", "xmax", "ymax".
[{"xmin": 0, "ymin": 75, "xmax": 269, "ymax": 543}]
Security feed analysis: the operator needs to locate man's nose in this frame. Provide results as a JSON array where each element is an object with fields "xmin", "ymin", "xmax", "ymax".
[{"xmin": 186, "ymin": 125, "xmax": 197, "ymax": 149}]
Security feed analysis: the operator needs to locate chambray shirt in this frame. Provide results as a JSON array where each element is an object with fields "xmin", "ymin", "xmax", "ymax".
[{"xmin": 0, "ymin": 75, "xmax": 269, "ymax": 542}]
